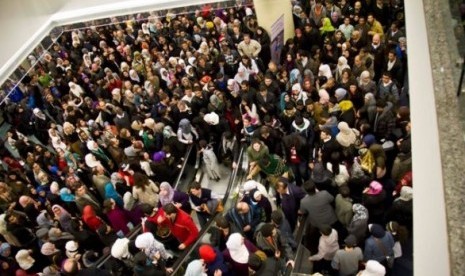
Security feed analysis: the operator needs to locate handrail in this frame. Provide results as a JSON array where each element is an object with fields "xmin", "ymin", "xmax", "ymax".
[
  {"xmin": 284, "ymin": 214, "xmax": 309, "ymax": 276},
  {"xmin": 174, "ymin": 144, "xmax": 194, "ymax": 190},
  {"xmin": 169, "ymin": 144, "xmax": 246, "ymax": 275},
  {"xmin": 96, "ymin": 223, "xmax": 142, "ymax": 268},
  {"xmin": 93, "ymin": 144, "xmax": 194, "ymax": 269},
  {"xmin": 457, "ymin": 56, "xmax": 465, "ymax": 97}
]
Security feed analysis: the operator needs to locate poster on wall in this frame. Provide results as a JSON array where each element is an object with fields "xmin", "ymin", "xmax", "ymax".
[{"xmin": 270, "ymin": 14, "xmax": 284, "ymax": 64}]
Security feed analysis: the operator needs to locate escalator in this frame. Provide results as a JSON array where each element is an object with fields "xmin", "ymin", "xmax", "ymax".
[
  {"xmin": 169, "ymin": 144, "xmax": 247, "ymax": 275},
  {"xmin": 93, "ymin": 143, "xmax": 247, "ymax": 274},
  {"xmin": 94, "ymin": 144, "xmax": 195, "ymax": 269}
]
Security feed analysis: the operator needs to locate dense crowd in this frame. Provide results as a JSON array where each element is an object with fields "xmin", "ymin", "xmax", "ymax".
[{"xmin": 0, "ymin": 0, "xmax": 412, "ymax": 275}]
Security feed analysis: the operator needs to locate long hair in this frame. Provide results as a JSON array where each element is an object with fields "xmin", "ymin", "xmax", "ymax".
[{"xmin": 133, "ymin": 172, "xmax": 149, "ymax": 192}]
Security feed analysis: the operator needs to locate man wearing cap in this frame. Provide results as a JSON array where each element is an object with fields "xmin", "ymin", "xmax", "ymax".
[{"xmin": 332, "ymin": 234, "xmax": 363, "ymax": 276}]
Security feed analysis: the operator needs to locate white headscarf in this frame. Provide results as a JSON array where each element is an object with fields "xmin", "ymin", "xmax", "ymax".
[
  {"xmin": 85, "ymin": 153, "xmax": 101, "ymax": 168},
  {"xmin": 111, "ymin": 238, "xmax": 131, "ymax": 259},
  {"xmin": 318, "ymin": 64, "xmax": 333, "ymax": 79},
  {"xmin": 337, "ymin": 56, "xmax": 350, "ymax": 75},
  {"xmin": 135, "ymin": 232, "xmax": 170, "ymax": 260},
  {"xmin": 226, "ymin": 233, "xmax": 249, "ymax": 263},
  {"xmin": 185, "ymin": 259, "xmax": 207, "ymax": 276},
  {"xmin": 68, "ymin": 82, "xmax": 84, "ymax": 97}
]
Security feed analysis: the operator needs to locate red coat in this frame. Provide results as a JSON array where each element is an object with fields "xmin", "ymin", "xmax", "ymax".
[{"xmin": 156, "ymin": 208, "xmax": 199, "ymax": 247}]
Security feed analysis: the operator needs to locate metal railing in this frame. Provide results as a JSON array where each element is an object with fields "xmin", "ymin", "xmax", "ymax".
[
  {"xmin": 284, "ymin": 214, "xmax": 309, "ymax": 276},
  {"xmin": 94, "ymin": 144, "xmax": 194, "ymax": 269},
  {"xmin": 169, "ymin": 144, "xmax": 246, "ymax": 275}
]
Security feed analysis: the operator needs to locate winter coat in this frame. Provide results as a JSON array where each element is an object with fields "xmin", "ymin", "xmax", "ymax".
[{"xmin": 155, "ymin": 208, "xmax": 199, "ymax": 247}]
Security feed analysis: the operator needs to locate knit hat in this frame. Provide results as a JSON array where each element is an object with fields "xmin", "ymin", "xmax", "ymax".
[
  {"xmin": 335, "ymin": 88, "xmax": 348, "ymax": 102},
  {"xmin": 363, "ymin": 134, "xmax": 376, "ymax": 147},
  {"xmin": 336, "ymin": 121, "xmax": 357, "ymax": 147},
  {"xmin": 360, "ymin": 260, "xmax": 386, "ymax": 276},
  {"xmin": 369, "ymin": 224, "xmax": 385, "ymax": 238},
  {"xmin": 344, "ymin": 234, "xmax": 358, "ymax": 247},
  {"xmin": 399, "ymin": 186, "xmax": 413, "ymax": 201},
  {"xmin": 366, "ymin": 181, "xmax": 383, "ymax": 195},
  {"xmin": 198, "ymin": 244, "xmax": 216, "ymax": 264},
  {"xmin": 111, "ymin": 238, "xmax": 131, "ymax": 260},
  {"xmin": 41, "ymin": 242, "xmax": 59, "ymax": 256},
  {"xmin": 15, "ymin": 249, "xmax": 35, "ymax": 270}
]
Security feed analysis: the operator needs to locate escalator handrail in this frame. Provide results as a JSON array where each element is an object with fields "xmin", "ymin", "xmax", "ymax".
[
  {"xmin": 284, "ymin": 214, "xmax": 309, "ymax": 276},
  {"xmin": 174, "ymin": 144, "xmax": 194, "ymax": 190},
  {"xmin": 94, "ymin": 145, "xmax": 194, "ymax": 268},
  {"xmin": 169, "ymin": 144, "xmax": 246, "ymax": 275}
]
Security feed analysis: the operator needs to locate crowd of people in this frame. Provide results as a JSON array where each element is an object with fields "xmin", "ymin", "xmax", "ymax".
[{"xmin": 0, "ymin": 0, "xmax": 412, "ymax": 275}]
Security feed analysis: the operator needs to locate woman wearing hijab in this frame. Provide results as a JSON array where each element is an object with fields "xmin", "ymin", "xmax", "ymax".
[
  {"xmin": 134, "ymin": 232, "xmax": 171, "ymax": 261},
  {"xmin": 362, "ymin": 181, "xmax": 386, "ymax": 225},
  {"xmin": 185, "ymin": 259, "xmax": 208, "ymax": 276},
  {"xmin": 0, "ymin": 242, "xmax": 18, "ymax": 275},
  {"xmin": 58, "ymin": 187, "xmax": 80, "ymax": 216},
  {"xmin": 129, "ymin": 69, "xmax": 144, "ymax": 85},
  {"xmin": 52, "ymin": 205, "xmax": 73, "ymax": 233},
  {"xmin": 104, "ymin": 183, "xmax": 124, "ymax": 208},
  {"xmin": 18, "ymin": 196, "xmax": 41, "ymax": 225},
  {"xmin": 81, "ymin": 205, "xmax": 104, "ymax": 232},
  {"xmin": 31, "ymin": 108, "xmax": 50, "ymax": 145},
  {"xmin": 335, "ymin": 56, "xmax": 351, "ymax": 82},
  {"xmin": 103, "ymin": 199, "xmax": 133, "ymax": 236},
  {"xmin": 36, "ymin": 210, "xmax": 54, "ymax": 229},
  {"xmin": 223, "ymin": 233, "xmax": 258, "ymax": 274},
  {"xmin": 157, "ymin": 182, "xmax": 191, "ymax": 213},
  {"xmin": 68, "ymin": 82, "xmax": 85, "ymax": 98},
  {"xmin": 177, "ymin": 118, "xmax": 199, "ymax": 145},
  {"xmin": 320, "ymin": 17, "xmax": 335, "ymax": 40},
  {"xmin": 347, "ymin": 203, "xmax": 369, "ymax": 244}
]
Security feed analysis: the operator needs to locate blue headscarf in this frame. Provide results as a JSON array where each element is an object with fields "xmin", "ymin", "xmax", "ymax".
[
  {"xmin": 0, "ymin": 243, "xmax": 11, "ymax": 257},
  {"xmin": 105, "ymin": 183, "xmax": 124, "ymax": 207},
  {"xmin": 59, "ymin": 188, "xmax": 75, "ymax": 202}
]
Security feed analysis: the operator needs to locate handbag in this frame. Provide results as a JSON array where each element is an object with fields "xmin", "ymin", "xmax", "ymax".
[{"xmin": 374, "ymin": 238, "xmax": 395, "ymax": 268}]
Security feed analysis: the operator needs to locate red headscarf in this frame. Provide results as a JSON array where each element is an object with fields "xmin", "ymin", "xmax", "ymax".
[{"xmin": 82, "ymin": 205, "xmax": 103, "ymax": 231}]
